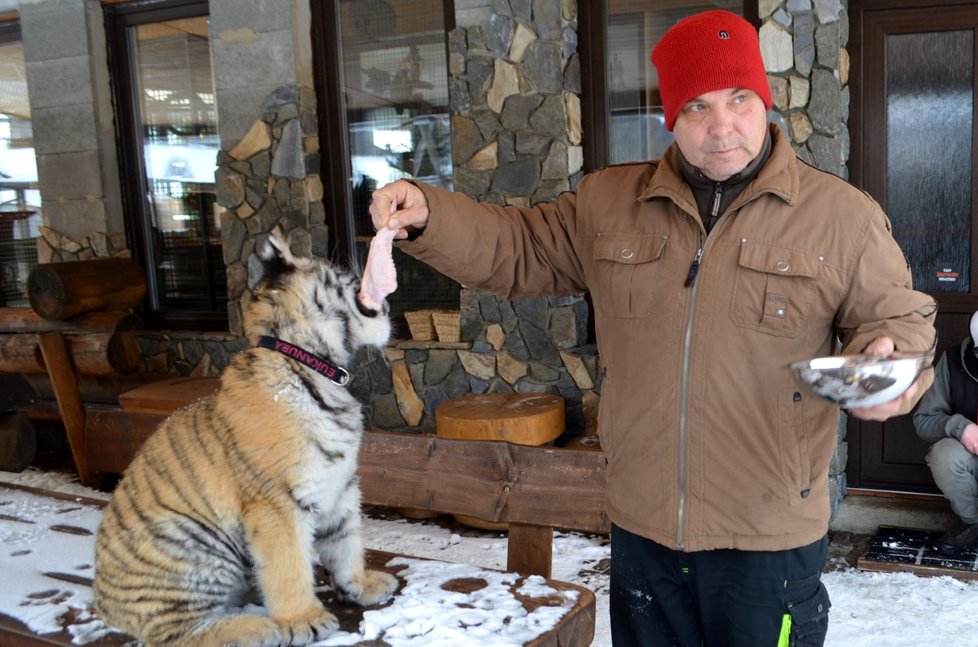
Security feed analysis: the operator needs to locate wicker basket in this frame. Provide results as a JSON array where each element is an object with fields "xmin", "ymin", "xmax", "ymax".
[
  {"xmin": 404, "ymin": 310, "xmax": 435, "ymax": 341},
  {"xmin": 432, "ymin": 309, "xmax": 461, "ymax": 342}
]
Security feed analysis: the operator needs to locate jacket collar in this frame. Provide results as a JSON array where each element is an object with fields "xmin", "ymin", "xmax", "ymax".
[{"xmin": 638, "ymin": 123, "xmax": 799, "ymax": 211}]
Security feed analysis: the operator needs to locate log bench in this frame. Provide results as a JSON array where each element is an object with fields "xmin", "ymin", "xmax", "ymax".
[
  {"xmin": 0, "ymin": 481, "xmax": 597, "ymax": 647},
  {"xmin": 86, "ymin": 378, "xmax": 610, "ymax": 578},
  {"xmin": 0, "ymin": 258, "xmax": 151, "ymax": 484}
]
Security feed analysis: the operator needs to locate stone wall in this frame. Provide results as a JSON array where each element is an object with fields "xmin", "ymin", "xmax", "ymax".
[
  {"xmin": 760, "ymin": 0, "xmax": 851, "ymax": 511},
  {"xmin": 215, "ymin": 86, "xmax": 326, "ymax": 337},
  {"xmin": 364, "ymin": 290, "xmax": 598, "ymax": 436},
  {"xmin": 448, "ymin": 0, "xmax": 582, "ymax": 203},
  {"xmin": 761, "ymin": 0, "xmax": 850, "ymax": 177}
]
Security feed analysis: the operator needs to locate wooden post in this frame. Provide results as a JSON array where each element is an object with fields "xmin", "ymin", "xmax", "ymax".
[
  {"xmin": 0, "ymin": 411, "xmax": 36, "ymax": 472},
  {"xmin": 507, "ymin": 523, "xmax": 554, "ymax": 578},
  {"xmin": 28, "ymin": 258, "xmax": 146, "ymax": 320},
  {"xmin": 37, "ymin": 332, "xmax": 92, "ymax": 485}
]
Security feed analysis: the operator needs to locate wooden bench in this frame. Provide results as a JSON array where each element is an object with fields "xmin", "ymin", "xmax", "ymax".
[
  {"xmin": 0, "ymin": 477, "xmax": 598, "ymax": 646},
  {"xmin": 86, "ymin": 377, "xmax": 610, "ymax": 578},
  {"xmin": 0, "ymin": 258, "xmax": 151, "ymax": 484},
  {"xmin": 87, "ymin": 408, "xmax": 610, "ymax": 578}
]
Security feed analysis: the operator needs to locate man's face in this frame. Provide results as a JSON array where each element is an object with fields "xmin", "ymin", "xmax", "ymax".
[{"xmin": 672, "ymin": 88, "xmax": 768, "ymax": 181}]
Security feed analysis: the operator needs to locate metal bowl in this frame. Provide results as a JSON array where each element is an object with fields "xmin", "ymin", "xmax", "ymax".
[{"xmin": 788, "ymin": 352, "xmax": 934, "ymax": 408}]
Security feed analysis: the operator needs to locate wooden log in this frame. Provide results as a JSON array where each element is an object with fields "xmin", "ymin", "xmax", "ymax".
[
  {"xmin": 0, "ymin": 411, "xmax": 36, "ymax": 472},
  {"xmin": 0, "ymin": 334, "xmax": 43, "ymax": 373},
  {"xmin": 435, "ymin": 393, "xmax": 565, "ymax": 445},
  {"xmin": 0, "ymin": 308, "xmax": 141, "ymax": 334},
  {"xmin": 65, "ymin": 331, "xmax": 140, "ymax": 376},
  {"xmin": 0, "ymin": 331, "xmax": 140, "ymax": 376},
  {"xmin": 27, "ymin": 258, "xmax": 146, "ymax": 320}
]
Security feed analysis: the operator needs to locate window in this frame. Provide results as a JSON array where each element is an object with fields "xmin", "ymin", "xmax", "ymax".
[
  {"xmin": 312, "ymin": 0, "xmax": 459, "ymax": 323},
  {"xmin": 581, "ymin": 2, "xmax": 754, "ymax": 169},
  {"xmin": 105, "ymin": 1, "xmax": 225, "ymax": 329},
  {"xmin": 0, "ymin": 20, "xmax": 40, "ymax": 308}
]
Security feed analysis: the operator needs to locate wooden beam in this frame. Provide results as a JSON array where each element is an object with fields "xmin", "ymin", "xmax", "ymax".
[
  {"xmin": 37, "ymin": 332, "xmax": 92, "ymax": 485},
  {"xmin": 357, "ymin": 431, "xmax": 610, "ymax": 534}
]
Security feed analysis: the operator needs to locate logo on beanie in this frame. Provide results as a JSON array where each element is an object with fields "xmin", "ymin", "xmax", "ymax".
[{"xmin": 718, "ymin": 30, "xmax": 730, "ymax": 39}]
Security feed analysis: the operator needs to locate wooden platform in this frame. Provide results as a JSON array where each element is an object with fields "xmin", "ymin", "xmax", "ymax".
[
  {"xmin": 857, "ymin": 525, "xmax": 978, "ymax": 581},
  {"xmin": 0, "ymin": 482, "xmax": 595, "ymax": 646}
]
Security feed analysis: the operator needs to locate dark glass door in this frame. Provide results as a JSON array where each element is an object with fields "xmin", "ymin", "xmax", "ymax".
[{"xmin": 849, "ymin": 1, "xmax": 978, "ymax": 492}]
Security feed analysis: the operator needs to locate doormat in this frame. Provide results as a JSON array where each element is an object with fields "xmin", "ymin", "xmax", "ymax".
[{"xmin": 856, "ymin": 525, "xmax": 978, "ymax": 581}]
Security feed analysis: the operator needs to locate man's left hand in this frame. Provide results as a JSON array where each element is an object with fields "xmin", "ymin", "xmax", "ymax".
[{"xmin": 847, "ymin": 336, "xmax": 919, "ymax": 422}]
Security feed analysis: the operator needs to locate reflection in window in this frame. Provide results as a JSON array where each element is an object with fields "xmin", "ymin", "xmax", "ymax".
[
  {"xmin": 107, "ymin": 2, "xmax": 225, "ymax": 326},
  {"xmin": 885, "ymin": 30, "xmax": 972, "ymax": 293},
  {"xmin": 133, "ymin": 16, "xmax": 224, "ymax": 312},
  {"xmin": 337, "ymin": 0, "xmax": 459, "ymax": 321},
  {"xmin": 0, "ymin": 24, "xmax": 40, "ymax": 307},
  {"xmin": 605, "ymin": 3, "xmax": 743, "ymax": 164}
]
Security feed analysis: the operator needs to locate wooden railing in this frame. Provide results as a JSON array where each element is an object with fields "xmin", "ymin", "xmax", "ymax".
[{"xmin": 85, "ymin": 409, "xmax": 610, "ymax": 578}]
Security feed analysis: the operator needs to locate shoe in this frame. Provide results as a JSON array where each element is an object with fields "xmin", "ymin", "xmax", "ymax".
[{"xmin": 934, "ymin": 521, "xmax": 978, "ymax": 556}]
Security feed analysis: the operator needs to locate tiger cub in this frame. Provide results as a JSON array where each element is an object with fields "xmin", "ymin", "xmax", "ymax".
[{"xmin": 93, "ymin": 227, "xmax": 397, "ymax": 647}]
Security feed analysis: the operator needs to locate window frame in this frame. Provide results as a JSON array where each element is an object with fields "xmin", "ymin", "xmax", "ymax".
[
  {"xmin": 104, "ymin": 0, "xmax": 226, "ymax": 331},
  {"xmin": 578, "ymin": 1, "xmax": 759, "ymax": 173},
  {"xmin": 309, "ymin": 0, "xmax": 456, "ymax": 267}
]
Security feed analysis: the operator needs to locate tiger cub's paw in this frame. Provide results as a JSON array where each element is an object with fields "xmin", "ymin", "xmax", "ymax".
[
  {"xmin": 339, "ymin": 569, "xmax": 398, "ymax": 606},
  {"xmin": 279, "ymin": 608, "xmax": 338, "ymax": 645}
]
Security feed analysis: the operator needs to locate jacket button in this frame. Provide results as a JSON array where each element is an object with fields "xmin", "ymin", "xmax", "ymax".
[
  {"xmin": 621, "ymin": 248, "xmax": 634, "ymax": 259},
  {"xmin": 801, "ymin": 489, "xmax": 810, "ymax": 498},
  {"xmin": 776, "ymin": 261, "xmax": 790, "ymax": 272},
  {"xmin": 793, "ymin": 392, "xmax": 802, "ymax": 401}
]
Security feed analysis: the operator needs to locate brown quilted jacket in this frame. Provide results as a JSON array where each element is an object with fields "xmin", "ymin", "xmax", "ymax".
[{"xmin": 400, "ymin": 125, "xmax": 937, "ymax": 551}]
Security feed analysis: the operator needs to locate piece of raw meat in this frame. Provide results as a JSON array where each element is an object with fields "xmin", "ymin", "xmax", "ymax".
[{"xmin": 357, "ymin": 225, "xmax": 398, "ymax": 311}]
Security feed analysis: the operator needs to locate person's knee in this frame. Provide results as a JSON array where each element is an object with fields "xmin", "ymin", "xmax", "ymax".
[{"xmin": 927, "ymin": 437, "xmax": 974, "ymax": 475}]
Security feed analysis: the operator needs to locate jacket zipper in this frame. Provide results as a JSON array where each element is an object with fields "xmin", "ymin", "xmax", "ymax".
[
  {"xmin": 677, "ymin": 243, "xmax": 703, "ymax": 551},
  {"xmin": 677, "ymin": 183, "xmax": 723, "ymax": 549}
]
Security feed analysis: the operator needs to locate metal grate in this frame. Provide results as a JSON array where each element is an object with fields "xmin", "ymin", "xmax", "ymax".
[{"xmin": 0, "ymin": 211, "xmax": 39, "ymax": 308}]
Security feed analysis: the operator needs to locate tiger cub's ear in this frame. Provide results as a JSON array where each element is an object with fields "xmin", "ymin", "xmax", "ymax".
[{"xmin": 248, "ymin": 226, "xmax": 296, "ymax": 292}]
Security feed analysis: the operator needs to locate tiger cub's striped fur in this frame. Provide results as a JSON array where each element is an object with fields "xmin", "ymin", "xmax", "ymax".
[{"xmin": 93, "ymin": 228, "xmax": 396, "ymax": 647}]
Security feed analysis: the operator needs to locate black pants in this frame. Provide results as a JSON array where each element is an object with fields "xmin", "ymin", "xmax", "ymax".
[{"xmin": 610, "ymin": 525, "xmax": 830, "ymax": 647}]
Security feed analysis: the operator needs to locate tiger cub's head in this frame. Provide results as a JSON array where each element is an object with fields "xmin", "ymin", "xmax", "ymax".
[{"xmin": 244, "ymin": 227, "xmax": 391, "ymax": 365}]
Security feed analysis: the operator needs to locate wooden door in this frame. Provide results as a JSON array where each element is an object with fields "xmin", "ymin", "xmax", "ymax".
[{"xmin": 848, "ymin": 1, "xmax": 978, "ymax": 492}]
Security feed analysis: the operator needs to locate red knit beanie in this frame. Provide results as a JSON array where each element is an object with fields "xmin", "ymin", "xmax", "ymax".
[{"xmin": 651, "ymin": 10, "xmax": 772, "ymax": 131}]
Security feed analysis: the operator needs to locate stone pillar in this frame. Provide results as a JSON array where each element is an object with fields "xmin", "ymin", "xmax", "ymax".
[
  {"xmin": 760, "ymin": 0, "xmax": 850, "ymax": 178},
  {"xmin": 20, "ymin": 0, "xmax": 125, "ymax": 255},
  {"xmin": 449, "ymin": 0, "xmax": 582, "ymax": 204},
  {"xmin": 215, "ymin": 86, "xmax": 323, "ymax": 336},
  {"xmin": 760, "ymin": 0, "xmax": 851, "ymax": 514},
  {"xmin": 209, "ymin": 0, "xmax": 303, "ymax": 147}
]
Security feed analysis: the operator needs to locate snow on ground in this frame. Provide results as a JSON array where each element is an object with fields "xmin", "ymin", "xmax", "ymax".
[{"xmin": 2, "ymin": 468, "xmax": 978, "ymax": 646}]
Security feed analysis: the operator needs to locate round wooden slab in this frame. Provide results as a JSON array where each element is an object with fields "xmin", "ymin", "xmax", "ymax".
[{"xmin": 435, "ymin": 393, "xmax": 564, "ymax": 445}]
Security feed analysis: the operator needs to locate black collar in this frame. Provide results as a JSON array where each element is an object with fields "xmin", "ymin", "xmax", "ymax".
[{"xmin": 256, "ymin": 335, "xmax": 350, "ymax": 385}]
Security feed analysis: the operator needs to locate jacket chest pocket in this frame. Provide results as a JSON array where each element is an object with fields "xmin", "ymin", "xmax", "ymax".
[
  {"xmin": 730, "ymin": 240, "xmax": 822, "ymax": 337},
  {"xmin": 592, "ymin": 233, "xmax": 669, "ymax": 318}
]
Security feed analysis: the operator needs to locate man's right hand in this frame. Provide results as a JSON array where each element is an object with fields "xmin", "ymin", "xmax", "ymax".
[
  {"xmin": 369, "ymin": 180, "xmax": 430, "ymax": 239},
  {"xmin": 962, "ymin": 423, "xmax": 978, "ymax": 455}
]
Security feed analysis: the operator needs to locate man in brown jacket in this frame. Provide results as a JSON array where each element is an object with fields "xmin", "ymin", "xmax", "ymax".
[{"xmin": 369, "ymin": 10, "xmax": 936, "ymax": 647}]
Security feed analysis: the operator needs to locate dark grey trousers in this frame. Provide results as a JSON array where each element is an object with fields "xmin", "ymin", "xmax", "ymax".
[
  {"xmin": 609, "ymin": 525, "xmax": 830, "ymax": 647},
  {"xmin": 927, "ymin": 437, "xmax": 978, "ymax": 522}
]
